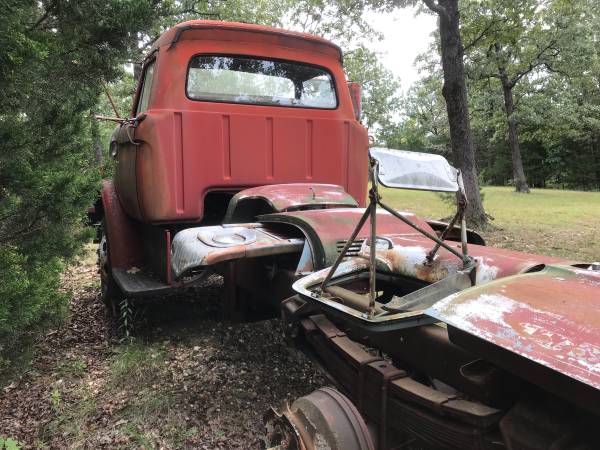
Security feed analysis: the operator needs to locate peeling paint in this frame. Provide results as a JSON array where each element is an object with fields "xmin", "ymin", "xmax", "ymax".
[{"xmin": 427, "ymin": 265, "xmax": 600, "ymax": 390}]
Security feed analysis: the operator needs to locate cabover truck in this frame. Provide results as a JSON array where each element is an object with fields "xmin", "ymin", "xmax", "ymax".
[{"xmin": 92, "ymin": 20, "xmax": 599, "ymax": 450}]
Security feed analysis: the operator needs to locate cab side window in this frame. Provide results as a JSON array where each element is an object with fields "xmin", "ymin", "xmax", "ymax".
[{"xmin": 136, "ymin": 60, "xmax": 155, "ymax": 115}]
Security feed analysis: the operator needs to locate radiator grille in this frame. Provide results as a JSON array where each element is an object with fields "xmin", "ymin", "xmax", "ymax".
[{"xmin": 336, "ymin": 239, "xmax": 365, "ymax": 256}]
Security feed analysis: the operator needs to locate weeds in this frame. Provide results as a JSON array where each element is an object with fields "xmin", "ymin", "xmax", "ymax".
[
  {"xmin": 57, "ymin": 358, "xmax": 87, "ymax": 376},
  {"xmin": 0, "ymin": 437, "xmax": 20, "ymax": 450},
  {"xmin": 109, "ymin": 343, "xmax": 198, "ymax": 448},
  {"xmin": 50, "ymin": 387, "xmax": 62, "ymax": 412},
  {"xmin": 109, "ymin": 341, "xmax": 167, "ymax": 388},
  {"xmin": 118, "ymin": 298, "xmax": 136, "ymax": 339},
  {"xmin": 40, "ymin": 386, "xmax": 97, "ymax": 447},
  {"xmin": 118, "ymin": 389, "xmax": 194, "ymax": 447}
]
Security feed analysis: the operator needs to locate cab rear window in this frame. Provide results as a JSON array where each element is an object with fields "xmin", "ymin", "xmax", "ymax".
[{"xmin": 186, "ymin": 55, "xmax": 337, "ymax": 109}]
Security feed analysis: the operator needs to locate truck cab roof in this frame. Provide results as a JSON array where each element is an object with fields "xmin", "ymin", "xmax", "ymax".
[{"xmin": 151, "ymin": 20, "xmax": 343, "ymax": 61}]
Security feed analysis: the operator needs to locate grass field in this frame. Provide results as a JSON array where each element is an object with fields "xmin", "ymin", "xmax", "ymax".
[{"xmin": 380, "ymin": 186, "xmax": 600, "ymax": 261}]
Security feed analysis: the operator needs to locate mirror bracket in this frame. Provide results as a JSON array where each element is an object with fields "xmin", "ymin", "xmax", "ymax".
[{"xmin": 320, "ymin": 150, "xmax": 473, "ymax": 318}]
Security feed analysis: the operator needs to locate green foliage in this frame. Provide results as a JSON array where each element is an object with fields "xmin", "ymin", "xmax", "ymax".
[
  {"xmin": 387, "ymin": 0, "xmax": 600, "ymax": 191},
  {"xmin": 382, "ymin": 74, "xmax": 449, "ymax": 154},
  {"xmin": 343, "ymin": 46, "xmax": 401, "ymax": 135},
  {"xmin": 0, "ymin": 247, "xmax": 68, "ymax": 373},
  {"xmin": 0, "ymin": 437, "xmax": 21, "ymax": 450},
  {"xmin": 0, "ymin": 1, "xmax": 161, "ymax": 377}
]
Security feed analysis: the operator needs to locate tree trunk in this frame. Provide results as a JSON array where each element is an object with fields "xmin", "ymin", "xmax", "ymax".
[
  {"xmin": 500, "ymin": 75, "xmax": 530, "ymax": 193},
  {"xmin": 436, "ymin": 0, "xmax": 488, "ymax": 227}
]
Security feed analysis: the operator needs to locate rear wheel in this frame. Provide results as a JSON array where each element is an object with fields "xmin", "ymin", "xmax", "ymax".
[
  {"xmin": 97, "ymin": 221, "xmax": 135, "ymax": 337},
  {"xmin": 264, "ymin": 388, "xmax": 375, "ymax": 450},
  {"xmin": 98, "ymin": 224, "xmax": 121, "ymax": 312}
]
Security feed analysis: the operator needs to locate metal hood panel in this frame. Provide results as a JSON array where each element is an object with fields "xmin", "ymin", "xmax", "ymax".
[
  {"xmin": 224, "ymin": 183, "xmax": 358, "ymax": 223},
  {"xmin": 170, "ymin": 224, "xmax": 303, "ymax": 279},
  {"xmin": 426, "ymin": 265, "xmax": 600, "ymax": 395}
]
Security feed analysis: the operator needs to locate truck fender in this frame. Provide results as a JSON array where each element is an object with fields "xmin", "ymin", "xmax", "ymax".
[
  {"xmin": 101, "ymin": 179, "xmax": 144, "ymax": 269},
  {"xmin": 257, "ymin": 208, "xmax": 436, "ymax": 271},
  {"xmin": 427, "ymin": 219, "xmax": 486, "ymax": 246},
  {"xmin": 223, "ymin": 183, "xmax": 358, "ymax": 223}
]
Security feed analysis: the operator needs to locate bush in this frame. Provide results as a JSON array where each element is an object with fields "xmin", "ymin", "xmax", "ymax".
[
  {"xmin": 0, "ymin": 248, "xmax": 68, "ymax": 376},
  {"xmin": 0, "ymin": 1, "xmax": 159, "ymax": 381}
]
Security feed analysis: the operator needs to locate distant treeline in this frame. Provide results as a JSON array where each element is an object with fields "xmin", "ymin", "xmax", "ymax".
[{"xmin": 381, "ymin": 0, "xmax": 600, "ymax": 191}]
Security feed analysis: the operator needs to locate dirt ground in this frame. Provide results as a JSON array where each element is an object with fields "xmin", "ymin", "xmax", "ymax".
[
  {"xmin": 3, "ymin": 186, "xmax": 597, "ymax": 448},
  {"xmin": 0, "ymin": 255, "xmax": 326, "ymax": 449}
]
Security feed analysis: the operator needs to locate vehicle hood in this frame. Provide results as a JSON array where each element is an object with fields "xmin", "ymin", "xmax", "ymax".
[{"xmin": 426, "ymin": 265, "xmax": 600, "ymax": 408}]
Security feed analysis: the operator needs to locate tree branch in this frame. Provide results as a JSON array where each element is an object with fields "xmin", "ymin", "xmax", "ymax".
[
  {"xmin": 28, "ymin": 0, "xmax": 57, "ymax": 32},
  {"xmin": 543, "ymin": 62, "xmax": 568, "ymax": 78},
  {"xmin": 0, "ymin": 212, "xmax": 45, "ymax": 244},
  {"xmin": 463, "ymin": 17, "xmax": 499, "ymax": 53},
  {"xmin": 422, "ymin": 0, "xmax": 448, "ymax": 20},
  {"xmin": 509, "ymin": 40, "xmax": 559, "ymax": 88}
]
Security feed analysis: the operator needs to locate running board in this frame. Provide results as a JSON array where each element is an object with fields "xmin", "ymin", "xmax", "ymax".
[{"xmin": 112, "ymin": 267, "xmax": 209, "ymax": 297}]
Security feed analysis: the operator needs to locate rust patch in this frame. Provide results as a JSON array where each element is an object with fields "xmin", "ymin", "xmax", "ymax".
[{"xmin": 427, "ymin": 265, "xmax": 600, "ymax": 391}]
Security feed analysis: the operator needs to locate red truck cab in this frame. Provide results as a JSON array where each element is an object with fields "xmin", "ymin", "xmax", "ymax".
[
  {"xmin": 112, "ymin": 20, "xmax": 367, "ymax": 225},
  {"xmin": 98, "ymin": 20, "xmax": 368, "ymax": 303}
]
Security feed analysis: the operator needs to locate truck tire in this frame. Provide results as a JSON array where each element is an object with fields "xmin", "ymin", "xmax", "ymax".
[
  {"xmin": 97, "ymin": 221, "xmax": 137, "ymax": 337},
  {"xmin": 97, "ymin": 221, "xmax": 122, "ymax": 315}
]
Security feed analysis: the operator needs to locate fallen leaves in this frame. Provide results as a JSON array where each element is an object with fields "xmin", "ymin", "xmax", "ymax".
[{"xmin": 0, "ymin": 251, "xmax": 325, "ymax": 449}]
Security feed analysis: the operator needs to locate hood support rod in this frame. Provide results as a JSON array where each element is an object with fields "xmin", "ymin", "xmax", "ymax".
[{"xmin": 320, "ymin": 158, "xmax": 472, "ymax": 318}]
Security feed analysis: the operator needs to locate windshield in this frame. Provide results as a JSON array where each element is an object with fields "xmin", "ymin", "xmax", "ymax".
[{"xmin": 186, "ymin": 55, "xmax": 337, "ymax": 109}]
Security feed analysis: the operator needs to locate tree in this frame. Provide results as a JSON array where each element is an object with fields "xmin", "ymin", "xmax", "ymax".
[
  {"xmin": 389, "ymin": 0, "xmax": 487, "ymax": 226},
  {"xmin": 382, "ymin": 74, "xmax": 450, "ymax": 153},
  {"xmin": 462, "ymin": 0, "xmax": 586, "ymax": 193},
  {"xmin": 343, "ymin": 46, "xmax": 401, "ymax": 137},
  {"xmin": 0, "ymin": 0, "xmax": 161, "ymax": 374}
]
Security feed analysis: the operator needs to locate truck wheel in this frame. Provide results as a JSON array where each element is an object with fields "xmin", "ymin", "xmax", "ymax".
[
  {"xmin": 97, "ymin": 221, "xmax": 135, "ymax": 336},
  {"xmin": 264, "ymin": 387, "xmax": 375, "ymax": 450},
  {"xmin": 97, "ymin": 222, "xmax": 122, "ymax": 314}
]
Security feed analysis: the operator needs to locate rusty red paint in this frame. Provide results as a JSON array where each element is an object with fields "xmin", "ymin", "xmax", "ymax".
[
  {"xmin": 225, "ymin": 183, "xmax": 358, "ymax": 219},
  {"xmin": 427, "ymin": 265, "xmax": 600, "ymax": 394},
  {"xmin": 270, "ymin": 208, "xmax": 435, "ymax": 245},
  {"xmin": 114, "ymin": 20, "xmax": 368, "ymax": 224},
  {"xmin": 151, "ymin": 20, "xmax": 343, "ymax": 59},
  {"xmin": 101, "ymin": 179, "xmax": 144, "ymax": 269}
]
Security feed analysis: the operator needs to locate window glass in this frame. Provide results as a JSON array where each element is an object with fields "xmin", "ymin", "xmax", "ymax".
[
  {"xmin": 187, "ymin": 55, "xmax": 337, "ymax": 109},
  {"xmin": 137, "ymin": 61, "xmax": 155, "ymax": 114}
]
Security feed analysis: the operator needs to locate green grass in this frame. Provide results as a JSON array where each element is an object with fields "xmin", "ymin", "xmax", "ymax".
[
  {"xmin": 108, "ymin": 341, "xmax": 197, "ymax": 448},
  {"xmin": 379, "ymin": 186, "xmax": 600, "ymax": 261},
  {"xmin": 40, "ymin": 384, "xmax": 97, "ymax": 448},
  {"xmin": 109, "ymin": 341, "xmax": 167, "ymax": 388}
]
